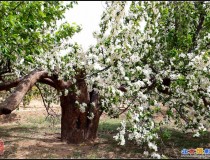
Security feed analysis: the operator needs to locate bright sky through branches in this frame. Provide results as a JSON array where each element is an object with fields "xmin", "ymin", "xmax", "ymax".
[
  {"xmin": 64, "ymin": 1, "xmax": 105, "ymax": 51},
  {"xmin": 60, "ymin": 1, "xmax": 145, "ymax": 53}
]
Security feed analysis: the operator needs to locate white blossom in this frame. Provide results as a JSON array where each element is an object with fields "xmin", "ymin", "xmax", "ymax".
[
  {"xmin": 193, "ymin": 132, "xmax": 200, "ymax": 138},
  {"xmin": 148, "ymin": 142, "xmax": 158, "ymax": 151},
  {"xmin": 143, "ymin": 151, "xmax": 149, "ymax": 157},
  {"xmin": 151, "ymin": 152, "xmax": 161, "ymax": 159},
  {"xmin": 207, "ymin": 86, "xmax": 210, "ymax": 93},
  {"xmin": 87, "ymin": 112, "xmax": 95, "ymax": 120}
]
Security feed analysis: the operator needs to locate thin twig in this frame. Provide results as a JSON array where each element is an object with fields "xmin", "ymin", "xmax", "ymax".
[{"xmin": 35, "ymin": 84, "xmax": 57, "ymax": 118}]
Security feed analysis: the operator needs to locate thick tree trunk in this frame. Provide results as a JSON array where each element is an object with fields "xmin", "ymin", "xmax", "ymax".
[
  {"xmin": 60, "ymin": 77, "xmax": 102, "ymax": 144},
  {"xmin": 0, "ymin": 68, "xmax": 103, "ymax": 143}
]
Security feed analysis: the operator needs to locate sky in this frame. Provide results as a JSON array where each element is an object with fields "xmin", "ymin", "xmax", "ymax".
[
  {"xmin": 59, "ymin": 1, "xmax": 145, "ymax": 53},
  {"xmin": 63, "ymin": 1, "xmax": 105, "ymax": 51}
]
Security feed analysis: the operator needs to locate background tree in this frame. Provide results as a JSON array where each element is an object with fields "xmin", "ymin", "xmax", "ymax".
[{"xmin": 0, "ymin": 1, "xmax": 209, "ymax": 158}]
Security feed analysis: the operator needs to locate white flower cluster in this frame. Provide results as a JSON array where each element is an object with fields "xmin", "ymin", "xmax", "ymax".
[
  {"xmin": 79, "ymin": 102, "xmax": 87, "ymax": 113},
  {"xmin": 87, "ymin": 112, "xmax": 95, "ymax": 120},
  {"xmin": 75, "ymin": 101, "xmax": 87, "ymax": 113},
  {"xmin": 113, "ymin": 120, "xmax": 126, "ymax": 145},
  {"xmin": 89, "ymin": 1, "xmax": 210, "ymax": 158},
  {"xmin": 2, "ymin": 1, "xmax": 209, "ymax": 159}
]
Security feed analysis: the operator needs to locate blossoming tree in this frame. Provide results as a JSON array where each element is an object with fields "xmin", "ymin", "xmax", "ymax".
[
  {"xmin": 89, "ymin": 1, "xmax": 210, "ymax": 157},
  {"xmin": 0, "ymin": 1, "xmax": 209, "ymax": 158}
]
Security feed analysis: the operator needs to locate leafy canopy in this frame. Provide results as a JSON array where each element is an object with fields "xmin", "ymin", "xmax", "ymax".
[
  {"xmin": 0, "ymin": 1, "xmax": 210, "ymax": 158},
  {"xmin": 0, "ymin": 1, "xmax": 81, "ymax": 77}
]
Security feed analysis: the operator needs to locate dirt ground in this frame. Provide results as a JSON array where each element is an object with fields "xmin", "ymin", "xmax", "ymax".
[
  {"xmin": 0, "ymin": 99, "xmax": 144, "ymax": 159},
  {"xmin": 0, "ymin": 99, "xmax": 210, "ymax": 159}
]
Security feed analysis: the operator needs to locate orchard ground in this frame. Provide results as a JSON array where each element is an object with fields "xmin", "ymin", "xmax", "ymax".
[{"xmin": 0, "ymin": 98, "xmax": 209, "ymax": 159}]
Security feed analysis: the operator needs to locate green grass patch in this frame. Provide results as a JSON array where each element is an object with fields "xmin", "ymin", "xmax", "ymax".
[
  {"xmin": 0, "ymin": 113, "xmax": 209, "ymax": 159},
  {"xmin": 99, "ymin": 117, "xmax": 122, "ymax": 132}
]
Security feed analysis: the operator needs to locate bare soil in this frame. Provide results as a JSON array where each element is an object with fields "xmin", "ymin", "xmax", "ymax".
[
  {"xmin": 0, "ymin": 99, "xmax": 209, "ymax": 159},
  {"xmin": 0, "ymin": 99, "xmax": 143, "ymax": 158}
]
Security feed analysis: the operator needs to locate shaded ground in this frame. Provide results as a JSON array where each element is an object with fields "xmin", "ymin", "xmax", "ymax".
[{"xmin": 0, "ymin": 99, "xmax": 210, "ymax": 159}]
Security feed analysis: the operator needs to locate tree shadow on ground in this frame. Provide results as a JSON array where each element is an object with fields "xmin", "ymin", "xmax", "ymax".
[
  {"xmin": 0, "ymin": 121, "xmax": 209, "ymax": 158},
  {"xmin": 0, "ymin": 121, "xmax": 145, "ymax": 158},
  {"xmin": 0, "ymin": 113, "xmax": 20, "ymax": 123},
  {"xmin": 158, "ymin": 127, "xmax": 210, "ymax": 158}
]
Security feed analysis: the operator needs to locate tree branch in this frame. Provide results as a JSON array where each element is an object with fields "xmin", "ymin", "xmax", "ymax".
[
  {"xmin": 54, "ymin": 79, "xmax": 73, "ymax": 90},
  {"xmin": 87, "ymin": 64, "xmax": 112, "ymax": 78},
  {"xmin": 38, "ymin": 78, "xmax": 57, "ymax": 89},
  {"xmin": 35, "ymin": 83, "xmax": 59, "ymax": 117},
  {"xmin": 0, "ymin": 69, "xmax": 48, "ymax": 115},
  {"xmin": 0, "ymin": 78, "xmax": 22, "ymax": 91}
]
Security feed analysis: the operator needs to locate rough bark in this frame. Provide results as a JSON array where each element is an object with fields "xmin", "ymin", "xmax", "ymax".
[
  {"xmin": 0, "ymin": 68, "xmax": 102, "ymax": 144},
  {"xmin": 60, "ymin": 73, "xmax": 102, "ymax": 143},
  {"xmin": 0, "ymin": 70, "xmax": 48, "ymax": 115},
  {"xmin": 0, "ymin": 78, "xmax": 22, "ymax": 91},
  {"xmin": 0, "ymin": 69, "xmax": 75, "ymax": 115}
]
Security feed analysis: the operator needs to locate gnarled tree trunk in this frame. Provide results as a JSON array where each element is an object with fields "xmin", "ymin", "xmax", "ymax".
[
  {"xmin": 0, "ymin": 69, "xmax": 103, "ymax": 144},
  {"xmin": 60, "ymin": 76, "xmax": 102, "ymax": 144}
]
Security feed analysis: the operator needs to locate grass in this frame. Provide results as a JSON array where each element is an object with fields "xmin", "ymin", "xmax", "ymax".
[
  {"xmin": 98, "ymin": 117, "xmax": 122, "ymax": 141},
  {"xmin": 0, "ymin": 112, "xmax": 210, "ymax": 159}
]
